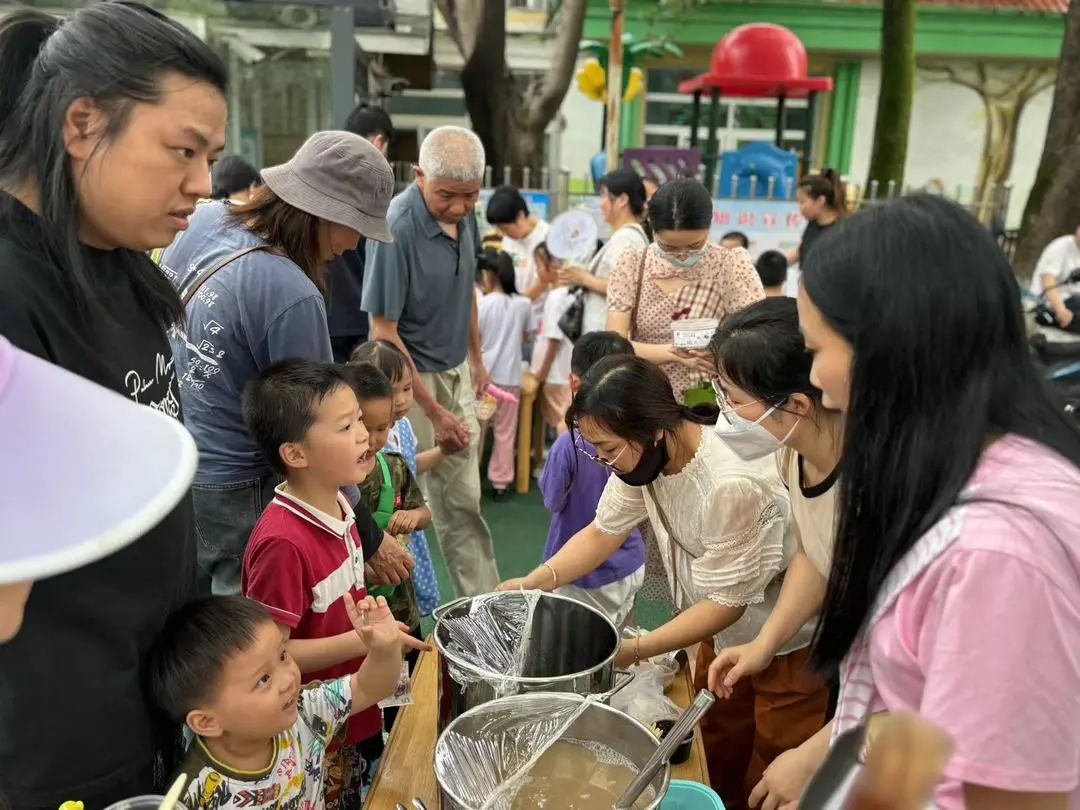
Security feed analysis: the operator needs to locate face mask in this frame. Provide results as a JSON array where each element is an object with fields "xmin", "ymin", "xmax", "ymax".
[
  {"xmin": 614, "ymin": 435, "xmax": 670, "ymax": 487},
  {"xmin": 713, "ymin": 405, "xmax": 799, "ymax": 461},
  {"xmin": 658, "ymin": 245, "xmax": 708, "ymax": 269}
]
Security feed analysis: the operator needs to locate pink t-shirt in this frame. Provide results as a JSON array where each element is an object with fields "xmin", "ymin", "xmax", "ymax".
[{"xmin": 867, "ymin": 436, "xmax": 1080, "ymax": 807}]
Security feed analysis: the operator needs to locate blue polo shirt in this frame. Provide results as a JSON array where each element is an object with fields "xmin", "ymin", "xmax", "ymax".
[{"xmin": 362, "ymin": 183, "xmax": 478, "ymax": 373}]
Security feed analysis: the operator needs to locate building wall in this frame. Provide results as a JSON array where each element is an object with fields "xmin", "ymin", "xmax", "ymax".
[{"xmin": 847, "ymin": 58, "xmax": 1054, "ymax": 226}]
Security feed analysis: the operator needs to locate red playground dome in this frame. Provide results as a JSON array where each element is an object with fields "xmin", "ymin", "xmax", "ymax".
[{"xmin": 679, "ymin": 23, "xmax": 833, "ymax": 99}]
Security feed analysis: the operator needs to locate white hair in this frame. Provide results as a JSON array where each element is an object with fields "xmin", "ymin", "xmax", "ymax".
[{"xmin": 418, "ymin": 126, "xmax": 486, "ymax": 183}]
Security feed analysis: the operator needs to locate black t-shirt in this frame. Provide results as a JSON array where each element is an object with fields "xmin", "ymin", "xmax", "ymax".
[
  {"xmin": 0, "ymin": 195, "xmax": 196, "ymax": 808},
  {"xmin": 326, "ymin": 240, "xmax": 369, "ymax": 342},
  {"xmin": 800, "ymin": 219, "xmax": 834, "ymax": 264}
]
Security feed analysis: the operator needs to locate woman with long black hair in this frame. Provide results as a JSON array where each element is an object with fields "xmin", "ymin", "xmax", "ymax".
[
  {"xmin": 754, "ymin": 195, "xmax": 1080, "ymax": 810},
  {"xmin": 0, "ymin": 4, "xmax": 228, "ymax": 807}
]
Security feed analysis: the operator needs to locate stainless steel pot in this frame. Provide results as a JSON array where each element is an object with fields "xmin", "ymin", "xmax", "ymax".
[
  {"xmin": 434, "ymin": 693, "xmax": 671, "ymax": 810},
  {"xmin": 433, "ymin": 591, "xmax": 631, "ymax": 730}
]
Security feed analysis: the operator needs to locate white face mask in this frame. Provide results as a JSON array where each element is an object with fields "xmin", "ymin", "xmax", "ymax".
[{"xmin": 713, "ymin": 404, "xmax": 799, "ymax": 461}]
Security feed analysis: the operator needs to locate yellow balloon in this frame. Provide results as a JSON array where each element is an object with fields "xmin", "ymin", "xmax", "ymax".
[
  {"xmin": 624, "ymin": 67, "xmax": 644, "ymax": 103},
  {"xmin": 576, "ymin": 58, "xmax": 607, "ymax": 101}
]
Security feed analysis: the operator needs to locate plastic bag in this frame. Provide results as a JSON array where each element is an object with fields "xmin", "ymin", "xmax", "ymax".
[
  {"xmin": 611, "ymin": 661, "xmax": 681, "ymax": 733},
  {"xmin": 435, "ymin": 694, "xmax": 594, "ymax": 810},
  {"xmin": 437, "ymin": 590, "xmax": 542, "ymax": 697}
]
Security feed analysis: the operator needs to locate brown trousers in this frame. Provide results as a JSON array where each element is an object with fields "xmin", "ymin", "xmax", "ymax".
[{"xmin": 693, "ymin": 642, "xmax": 829, "ymax": 810}]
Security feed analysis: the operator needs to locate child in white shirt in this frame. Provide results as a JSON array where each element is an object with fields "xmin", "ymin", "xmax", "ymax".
[
  {"xmin": 477, "ymin": 249, "xmax": 532, "ymax": 497},
  {"xmin": 530, "ymin": 242, "xmax": 573, "ymax": 438}
]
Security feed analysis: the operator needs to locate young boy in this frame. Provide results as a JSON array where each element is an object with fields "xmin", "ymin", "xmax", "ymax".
[
  {"xmin": 239, "ymin": 360, "xmax": 425, "ymax": 809},
  {"xmin": 347, "ymin": 363, "xmax": 428, "ymax": 640},
  {"xmin": 530, "ymin": 242, "xmax": 573, "ymax": 437},
  {"xmin": 538, "ymin": 332, "xmax": 646, "ymax": 627},
  {"xmin": 755, "ymin": 249, "xmax": 788, "ymax": 298},
  {"xmin": 146, "ymin": 593, "xmax": 404, "ymax": 810}
]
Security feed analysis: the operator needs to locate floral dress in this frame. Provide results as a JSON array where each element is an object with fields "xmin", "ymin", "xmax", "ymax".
[{"xmin": 386, "ymin": 417, "xmax": 441, "ymax": 615}]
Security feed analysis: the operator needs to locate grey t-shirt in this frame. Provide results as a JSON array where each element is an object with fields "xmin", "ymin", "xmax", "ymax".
[
  {"xmin": 159, "ymin": 201, "xmax": 333, "ymax": 484},
  {"xmin": 362, "ymin": 183, "xmax": 477, "ymax": 373}
]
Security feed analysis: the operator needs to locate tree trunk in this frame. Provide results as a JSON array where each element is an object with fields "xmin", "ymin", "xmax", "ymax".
[
  {"xmin": 1014, "ymin": 0, "xmax": 1080, "ymax": 278},
  {"xmin": 866, "ymin": 0, "xmax": 916, "ymax": 191},
  {"xmin": 438, "ymin": 0, "xmax": 588, "ymax": 179}
]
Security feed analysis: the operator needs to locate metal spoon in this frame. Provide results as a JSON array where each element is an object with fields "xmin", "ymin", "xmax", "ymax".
[
  {"xmin": 412, "ymin": 799, "xmax": 430, "ymax": 810},
  {"xmin": 614, "ymin": 689, "xmax": 716, "ymax": 810}
]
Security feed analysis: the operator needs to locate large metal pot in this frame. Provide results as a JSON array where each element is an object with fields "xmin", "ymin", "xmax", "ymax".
[
  {"xmin": 434, "ymin": 693, "xmax": 671, "ymax": 810},
  {"xmin": 433, "ymin": 591, "xmax": 630, "ymax": 730}
]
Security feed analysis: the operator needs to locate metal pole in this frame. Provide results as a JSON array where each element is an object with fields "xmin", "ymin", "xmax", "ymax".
[
  {"xmin": 689, "ymin": 91, "xmax": 702, "ymax": 149},
  {"xmin": 803, "ymin": 91, "xmax": 817, "ymax": 175},
  {"xmin": 330, "ymin": 5, "xmax": 355, "ymax": 128},
  {"xmin": 704, "ymin": 88, "xmax": 721, "ymax": 193},
  {"xmin": 604, "ymin": 0, "xmax": 625, "ymax": 172},
  {"xmin": 774, "ymin": 93, "xmax": 787, "ymax": 147}
]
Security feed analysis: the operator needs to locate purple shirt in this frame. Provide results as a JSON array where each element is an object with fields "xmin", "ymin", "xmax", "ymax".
[{"xmin": 539, "ymin": 431, "xmax": 645, "ymax": 588}]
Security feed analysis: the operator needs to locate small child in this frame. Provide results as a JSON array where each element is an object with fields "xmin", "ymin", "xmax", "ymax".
[
  {"xmin": 239, "ymin": 359, "xmax": 423, "ymax": 810},
  {"xmin": 349, "ymin": 340, "xmax": 443, "ymax": 616},
  {"xmin": 530, "ymin": 241, "xmax": 573, "ymax": 437},
  {"xmin": 539, "ymin": 332, "xmax": 646, "ymax": 627},
  {"xmin": 346, "ymin": 363, "xmax": 429, "ymax": 644},
  {"xmin": 476, "ymin": 249, "xmax": 532, "ymax": 498},
  {"xmin": 755, "ymin": 249, "xmax": 788, "ymax": 298},
  {"xmin": 146, "ymin": 593, "xmax": 405, "ymax": 810}
]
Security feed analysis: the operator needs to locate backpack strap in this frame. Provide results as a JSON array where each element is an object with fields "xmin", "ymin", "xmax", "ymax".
[{"xmin": 178, "ymin": 244, "xmax": 269, "ymax": 306}]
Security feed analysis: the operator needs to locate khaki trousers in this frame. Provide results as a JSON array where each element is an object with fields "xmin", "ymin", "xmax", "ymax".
[{"xmin": 410, "ymin": 360, "xmax": 500, "ymax": 597}]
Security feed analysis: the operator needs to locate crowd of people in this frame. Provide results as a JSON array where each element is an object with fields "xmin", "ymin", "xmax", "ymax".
[{"xmin": 2, "ymin": 3, "xmax": 1080, "ymax": 810}]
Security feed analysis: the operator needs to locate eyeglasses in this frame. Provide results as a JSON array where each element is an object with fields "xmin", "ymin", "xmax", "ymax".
[
  {"xmin": 575, "ymin": 435, "xmax": 627, "ymax": 469},
  {"xmin": 710, "ymin": 379, "xmax": 761, "ymax": 427}
]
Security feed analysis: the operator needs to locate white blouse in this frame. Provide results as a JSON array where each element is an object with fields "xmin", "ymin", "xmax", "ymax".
[
  {"xmin": 582, "ymin": 223, "xmax": 648, "ymax": 334},
  {"xmin": 594, "ymin": 427, "xmax": 816, "ymax": 654}
]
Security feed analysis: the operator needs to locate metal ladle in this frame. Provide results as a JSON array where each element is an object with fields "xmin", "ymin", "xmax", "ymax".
[{"xmin": 614, "ymin": 689, "xmax": 716, "ymax": 810}]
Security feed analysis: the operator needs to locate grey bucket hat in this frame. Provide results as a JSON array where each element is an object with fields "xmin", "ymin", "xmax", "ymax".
[{"xmin": 261, "ymin": 130, "xmax": 395, "ymax": 244}]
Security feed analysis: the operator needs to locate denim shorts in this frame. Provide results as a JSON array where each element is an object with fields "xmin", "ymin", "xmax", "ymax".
[{"xmin": 192, "ymin": 473, "xmax": 279, "ymax": 595}]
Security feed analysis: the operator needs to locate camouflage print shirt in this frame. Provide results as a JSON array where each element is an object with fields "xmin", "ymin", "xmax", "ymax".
[{"xmin": 357, "ymin": 452, "xmax": 424, "ymax": 631}]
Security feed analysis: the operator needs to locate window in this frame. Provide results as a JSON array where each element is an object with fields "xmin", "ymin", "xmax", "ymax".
[{"xmin": 643, "ymin": 69, "xmax": 809, "ymax": 153}]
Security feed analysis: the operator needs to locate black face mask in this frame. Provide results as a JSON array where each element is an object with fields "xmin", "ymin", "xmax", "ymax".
[{"xmin": 615, "ymin": 436, "xmax": 670, "ymax": 487}]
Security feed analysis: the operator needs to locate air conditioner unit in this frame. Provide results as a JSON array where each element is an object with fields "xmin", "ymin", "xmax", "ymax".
[{"xmin": 278, "ymin": 4, "xmax": 320, "ymax": 28}]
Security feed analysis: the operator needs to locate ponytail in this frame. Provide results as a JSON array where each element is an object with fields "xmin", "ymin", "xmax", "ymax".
[
  {"xmin": 0, "ymin": 10, "xmax": 57, "ymax": 130},
  {"xmin": 799, "ymin": 169, "xmax": 847, "ymax": 217}
]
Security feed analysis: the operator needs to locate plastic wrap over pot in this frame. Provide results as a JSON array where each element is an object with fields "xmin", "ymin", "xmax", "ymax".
[
  {"xmin": 434, "ymin": 693, "xmax": 669, "ymax": 810},
  {"xmin": 436, "ymin": 590, "xmax": 542, "ymax": 696}
]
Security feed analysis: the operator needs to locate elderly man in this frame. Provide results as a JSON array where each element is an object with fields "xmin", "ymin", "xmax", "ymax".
[{"xmin": 363, "ymin": 126, "xmax": 499, "ymax": 597}]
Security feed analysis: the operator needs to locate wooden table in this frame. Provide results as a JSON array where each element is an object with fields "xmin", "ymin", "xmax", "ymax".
[{"xmin": 365, "ymin": 647, "xmax": 710, "ymax": 809}]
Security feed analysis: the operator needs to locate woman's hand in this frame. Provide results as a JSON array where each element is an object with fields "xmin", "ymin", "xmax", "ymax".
[
  {"xmin": 676, "ymin": 348, "xmax": 719, "ymax": 375},
  {"xmin": 749, "ymin": 742, "xmax": 823, "ymax": 809},
  {"xmin": 613, "ymin": 639, "xmax": 638, "ymax": 668},
  {"xmin": 496, "ymin": 566, "xmax": 555, "ymax": 593},
  {"xmin": 558, "ymin": 264, "xmax": 588, "ymax": 287},
  {"xmin": 708, "ymin": 639, "xmax": 775, "ymax": 698}
]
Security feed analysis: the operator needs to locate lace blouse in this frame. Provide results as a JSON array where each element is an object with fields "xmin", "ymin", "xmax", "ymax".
[{"xmin": 594, "ymin": 427, "xmax": 816, "ymax": 653}]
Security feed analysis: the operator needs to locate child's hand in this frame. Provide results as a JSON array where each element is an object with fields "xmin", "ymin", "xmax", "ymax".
[
  {"xmin": 343, "ymin": 593, "xmax": 402, "ymax": 657},
  {"xmin": 343, "ymin": 593, "xmax": 432, "ymax": 655},
  {"xmin": 387, "ymin": 510, "xmax": 420, "ymax": 536}
]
